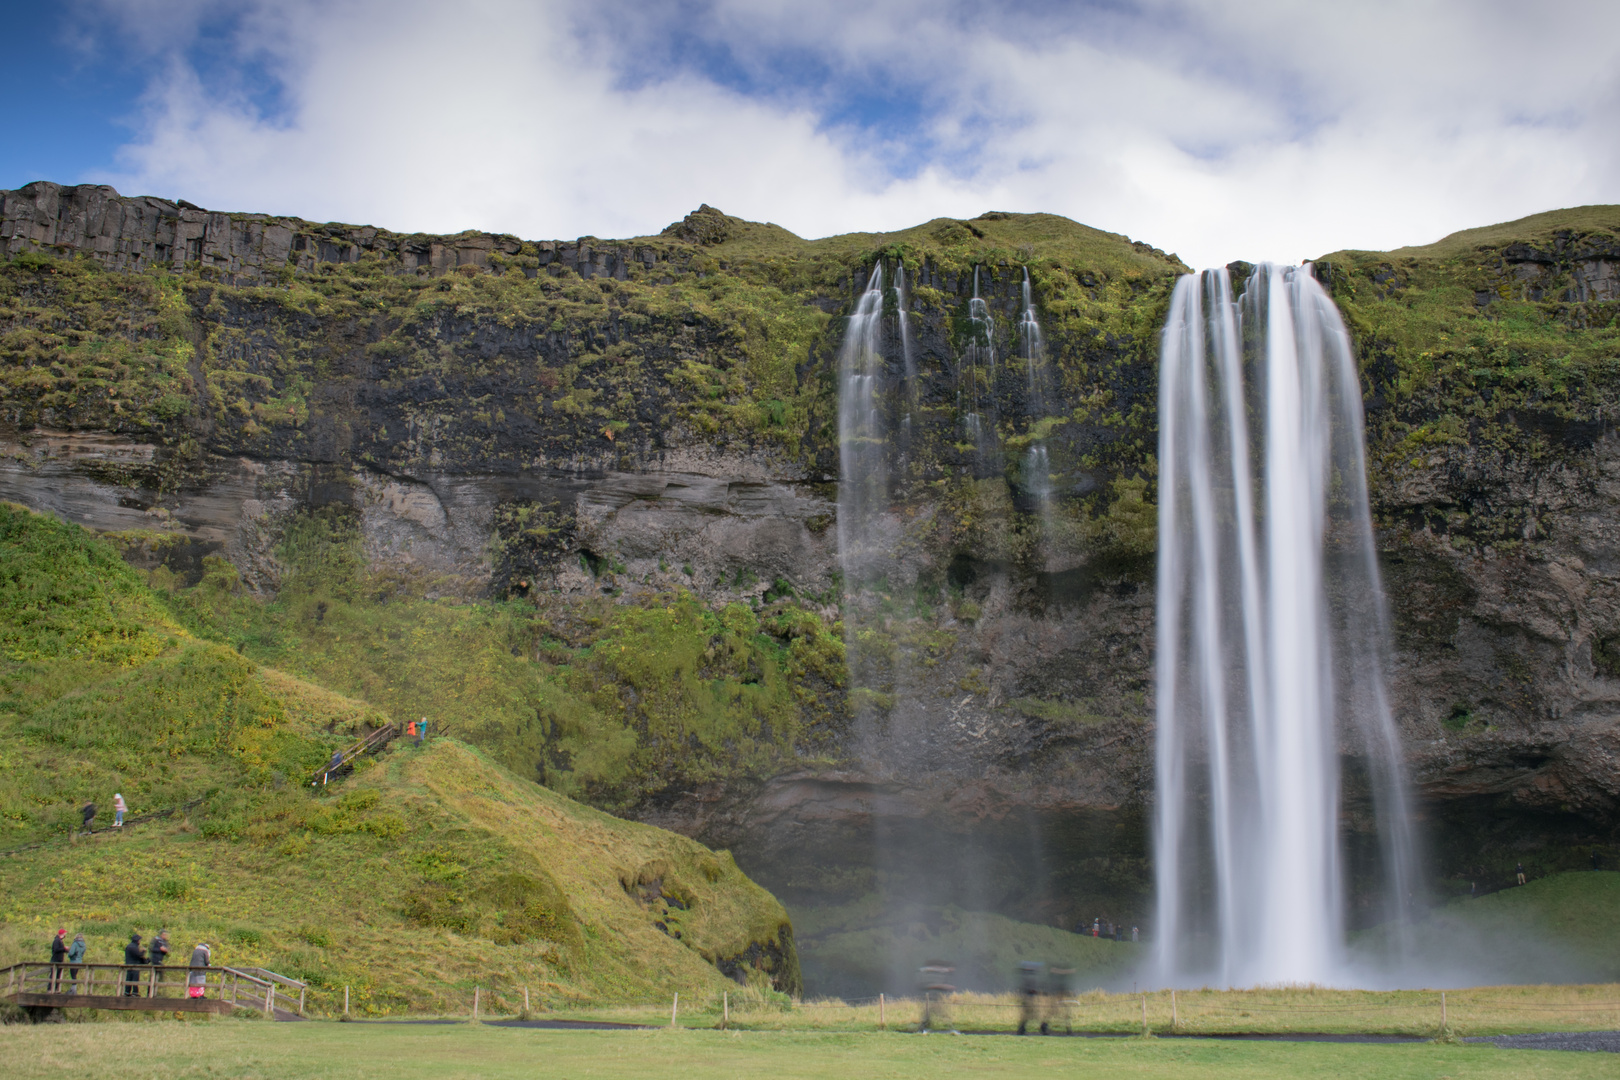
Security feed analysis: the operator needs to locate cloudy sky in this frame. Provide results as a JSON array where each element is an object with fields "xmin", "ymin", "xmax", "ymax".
[{"xmin": 4, "ymin": 0, "xmax": 1618, "ymax": 268}]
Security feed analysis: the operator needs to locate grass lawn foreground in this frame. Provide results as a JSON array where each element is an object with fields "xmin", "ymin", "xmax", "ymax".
[{"xmin": 4, "ymin": 1020, "xmax": 1615, "ymax": 1080}]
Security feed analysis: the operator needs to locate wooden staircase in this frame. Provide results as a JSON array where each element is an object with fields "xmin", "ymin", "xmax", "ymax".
[{"xmin": 310, "ymin": 723, "xmax": 400, "ymax": 787}]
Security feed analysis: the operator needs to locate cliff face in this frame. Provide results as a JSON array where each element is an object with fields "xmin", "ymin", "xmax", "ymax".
[{"xmin": 3, "ymin": 181, "xmax": 1618, "ymax": 938}]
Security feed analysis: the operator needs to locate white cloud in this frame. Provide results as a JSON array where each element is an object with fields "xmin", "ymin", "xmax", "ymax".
[{"xmin": 82, "ymin": 0, "xmax": 1620, "ymax": 267}]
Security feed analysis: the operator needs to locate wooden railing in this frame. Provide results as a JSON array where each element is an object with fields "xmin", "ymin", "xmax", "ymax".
[
  {"xmin": 310, "ymin": 723, "xmax": 399, "ymax": 787},
  {"xmin": 229, "ymin": 966, "xmax": 308, "ymax": 1016},
  {"xmin": 0, "ymin": 962, "xmax": 280, "ymax": 1015}
]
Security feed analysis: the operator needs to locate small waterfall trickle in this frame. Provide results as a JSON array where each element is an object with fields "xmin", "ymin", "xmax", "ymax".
[
  {"xmin": 1154, "ymin": 263, "xmax": 1417, "ymax": 987},
  {"xmin": 1019, "ymin": 266, "xmax": 1046, "ymax": 416},
  {"xmin": 837, "ymin": 265, "xmax": 888, "ymax": 583},
  {"xmin": 1017, "ymin": 266, "xmax": 1054, "ymax": 543},
  {"xmin": 894, "ymin": 263, "xmax": 917, "ymax": 445},
  {"xmin": 960, "ymin": 266, "xmax": 997, "ymax": 461}
]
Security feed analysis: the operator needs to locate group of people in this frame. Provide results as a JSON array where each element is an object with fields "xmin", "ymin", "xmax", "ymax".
[
  {"xmin": 48, "ymin": 928, "xmax": 212, "ymax": 998},
  {"xmin": 1082, "ymin": 918, "xmax": 1138, "ymax": 942},
  {"xmin": 76, "ymin": 794, "xmax": 128, "ymax": 834}
]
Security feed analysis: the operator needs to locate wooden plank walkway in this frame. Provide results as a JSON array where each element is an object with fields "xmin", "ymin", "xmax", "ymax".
[{"xmin": 1, "ymin": 962, "xmax": 306, "ymax": 1020}]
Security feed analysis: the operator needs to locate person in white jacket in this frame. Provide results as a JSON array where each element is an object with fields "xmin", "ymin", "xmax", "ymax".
[{"xmin": 113, "ymin": 793, "xmax": 127, "ymax": 828}]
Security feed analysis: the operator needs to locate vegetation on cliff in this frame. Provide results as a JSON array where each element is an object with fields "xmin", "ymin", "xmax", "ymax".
[
  {"xmin": 0, "ymin": 503, "xmax": 799, "ymax": 1008},
  {"xmin": 1318, "ymin": 205, "xmax": 1620, "ymax": 549}
]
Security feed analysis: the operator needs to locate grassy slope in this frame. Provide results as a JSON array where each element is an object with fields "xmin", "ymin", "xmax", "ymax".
[
  {"xmin": 1353, "ymin": 872, "xmax": 1620, "ymax": 984},
  {"xmin": 0, "ymin": 503, "xmax": 797, "ymax": 1010},
  {"xmin": 142, "ymin": 509, "xmax": 847, "ymax": 816},
  {"xmin": 7, "ymin": 1022, "xmax": 1616, "ymax": 1080}
]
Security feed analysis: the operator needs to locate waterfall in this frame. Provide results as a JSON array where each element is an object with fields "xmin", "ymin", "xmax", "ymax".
[
  {"xmin": 837, "ymin": 265, "xmax": 888, "ymax": 583},
  {"xmin": 1153, "ymin": 263, "xmax": 1416, "ymax": 987},
  {"xmin": 894, "ymin": 264, "xmax": 917, "ymax": 443},
  {"xmin": 960, "ymin": 266, "xmax": 996, "ymax": 458},
  {"xmin": 1019, "ymin": 266, "xmax": 1046, "ymax": 415}
]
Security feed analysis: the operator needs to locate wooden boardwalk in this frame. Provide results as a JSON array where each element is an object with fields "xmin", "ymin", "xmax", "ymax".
[{"xmin": 1, "ymin": 962, "xmax": 306, "ymax": 1020}]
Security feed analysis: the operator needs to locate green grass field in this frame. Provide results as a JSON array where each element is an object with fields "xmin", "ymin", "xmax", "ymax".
[{"xmin": 4, "ymin": 1020, "xmax": 1614, "ymax": 1080}]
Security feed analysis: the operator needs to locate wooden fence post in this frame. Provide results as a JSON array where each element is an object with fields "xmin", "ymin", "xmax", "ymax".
[
  {"xmin": 879, "ymin": 993, "xmax": 885, "ymax": 1030},
  {"xmin": 1441, "ymin": 991, "xmax": 1447, "ymax": 1030},
  {"xmin": 1141, "ymin": 994, "xmax": 1148, "ymax": 1035},
  {"xmin": 524, "ymin": 986, "xmax": 530, "ymax": 1013},
  {"xmin": 722, "ymin": 991, "xmax": 728, "ymax": 1030},
  {"xmin": 344, "ymin": 985, "xmax": 350, "ymax": 1017},
  {"xmin": 1171, "ymin": 989, "xmax": 1178, "ymax": 1029},
  {"xmin": 670, "ymin": 992, "xmax": 678, "ymax": 1028},
  {"xmin": 474, "ymin": 986, "xmax": 480, "ymax": 1020}
]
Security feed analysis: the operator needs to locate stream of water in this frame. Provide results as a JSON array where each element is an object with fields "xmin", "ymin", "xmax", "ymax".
[{"xmin": 1154, "ymin": 263, "xmax": 1416, "ymax": 987}]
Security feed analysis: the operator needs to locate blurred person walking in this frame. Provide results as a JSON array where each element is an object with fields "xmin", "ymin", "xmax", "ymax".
[
  {"xmin": 113, "ymin": 793, "xmax": 126, "ymax": 828},
  {"xmin": 1516, "ymin": 862, "xmax": 1527, "ymax": 886},
  {"xmin": 80, "ymin": 801, "xmax": 96, "ymax": 835}
]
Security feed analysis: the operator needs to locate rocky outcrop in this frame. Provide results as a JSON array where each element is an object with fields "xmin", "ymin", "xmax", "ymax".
[{"xmin": 0, "ymin": 181, "xmax": 690, "ymax": 285}]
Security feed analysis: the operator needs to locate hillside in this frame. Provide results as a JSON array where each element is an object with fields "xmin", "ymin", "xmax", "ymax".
[
  {"xmin": 1352, "ymin": 872, "xmax": 1620, "ymax": 985},
  {"xmin": 0, "ymin": 503, "xmax": 798, "ymax": 1011}
]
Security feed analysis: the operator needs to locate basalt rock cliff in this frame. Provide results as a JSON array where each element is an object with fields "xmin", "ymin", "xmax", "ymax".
[{"xmin": 3, "ymin": 182, "xmax": 1618, "ymax": 954}]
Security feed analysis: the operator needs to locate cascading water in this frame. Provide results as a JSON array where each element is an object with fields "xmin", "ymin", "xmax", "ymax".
[
  {"xmin": 1017, "ymin": 266, "xmax": 1054, "ymax": 533},
  {"xmin": 960, "ymin": 267, "xmax": 996, "ymax": 458},
  {"xmin": 894, "ymin": 264, "xmax": 918, "ymax": 446},
  {"xmin": 838, "ymin": 265, "xmax": 888, "ymax": 582},
  {"xmin": 1154, "ymin": 263, "xmax": 1416, "ymax": 987},
  {"xmin": 1018, "ymin": 266, "xmax": 1047, "ymax": 415}
]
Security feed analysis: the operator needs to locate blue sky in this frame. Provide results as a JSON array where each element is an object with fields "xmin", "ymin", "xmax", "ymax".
[{"xmin": 3, "ymin": 1, "xmax": 1618, "ymax": 268}]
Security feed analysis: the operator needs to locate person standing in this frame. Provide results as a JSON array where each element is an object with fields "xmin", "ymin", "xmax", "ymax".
[
  {"xmin": 113, "ymin": 793, "xmax": 127, "ymax": 828},
  {"xmin": 1516, "ymin": 862, "xmax": 1527, "ymax": 886},
  {"xmin": 406, "ymin": 719, "xmax": 417, "ymax": 744},
  {"xmin": 187, "ymin": 942, "xmax": 212, "ymax": 1000},
  {"xmin": 1132, "ymin": 926, "xmax": 1139, "ymax": 943},
  {"xmin": 49, "ymin": 928, "xmax": 67, "ymax": 991},
  {"xmin": 123, "ymin": 932, "xmax": 146, "ymax": 996},
  {"xmin": 150, "ymin": 928, "xmax": 170, "ymax": 995},
  {"xmin": 67, "ymin": 933, "xmax": 86, "ymax": 993},
  {"xmin": 417, "ymin": 717, "xmax": 428, "ymax": 745},
  {"xmin": 80, "ymin": 801, "xmax": 97, "ymax": 835}
]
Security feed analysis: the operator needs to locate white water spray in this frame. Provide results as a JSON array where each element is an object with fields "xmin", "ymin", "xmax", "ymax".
[{"xmin": 1154, "ymin": 264, "xmax": 1416, "ymax": 987}]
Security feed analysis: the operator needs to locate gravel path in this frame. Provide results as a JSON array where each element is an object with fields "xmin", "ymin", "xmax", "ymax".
[{"xmin": 1468, "ymin": 1031, "xmax": 1620, "ymax": 1053}]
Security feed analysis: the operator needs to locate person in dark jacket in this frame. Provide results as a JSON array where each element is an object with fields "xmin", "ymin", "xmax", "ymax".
[
  {"xmin": 1516, "ymin": 862, "xmax": 1527, "ymax": 886},
  {"xmin": 80, "ymin": 802, "xmax": 96, "ymax": 834},
  {"xmin": 150, "ymin": 928, "xmax": 170, "ymax": 994},
  {"xmin": 49, "ymin": 929, "xmax": 67, "ymax": 991},
  {"xmin": 123, "ymin": 933, "xmax": 146, "ymax": 996}
]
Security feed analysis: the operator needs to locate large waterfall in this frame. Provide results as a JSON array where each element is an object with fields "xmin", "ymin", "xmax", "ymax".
[{"xmin": 1154, "ymin": 264, "xmax": 1416, "ymax": 987}]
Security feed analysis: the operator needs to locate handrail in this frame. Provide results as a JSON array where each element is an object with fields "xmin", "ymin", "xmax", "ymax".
[
  {"xmin": 233, "ymin": 966, "xmax": 307, "ymax": 990},
  {"xmin": 309, "ymin": 723, "xmax": 399, "ymax": 787}
]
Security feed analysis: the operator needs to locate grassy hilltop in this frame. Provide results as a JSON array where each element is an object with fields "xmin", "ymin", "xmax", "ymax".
[{"xmin": 0, "ymin": 503, "xmax": 798, "ymax": 1012}]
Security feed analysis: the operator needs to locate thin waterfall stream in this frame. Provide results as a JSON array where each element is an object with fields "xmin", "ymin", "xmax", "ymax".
[{"xmin": 1154, "ymin": 263, "xmax": 1416, "ymax": 987}]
